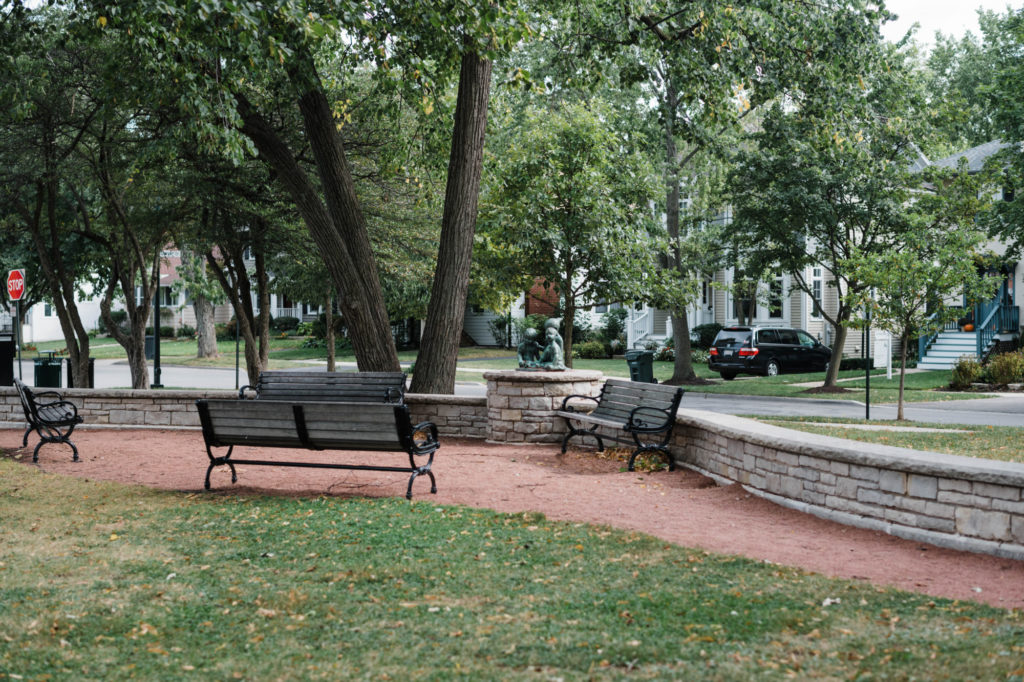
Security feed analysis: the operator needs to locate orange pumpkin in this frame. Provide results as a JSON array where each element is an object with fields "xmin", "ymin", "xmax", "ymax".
[{"xmin": 963, "ymin": 323, "xmax": 975, "ymax": 332}]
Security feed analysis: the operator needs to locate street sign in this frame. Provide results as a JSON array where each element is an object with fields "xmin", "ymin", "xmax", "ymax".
[{"xmin": 7, "ymin": 270, "xmax": 25, "ymax": 301}]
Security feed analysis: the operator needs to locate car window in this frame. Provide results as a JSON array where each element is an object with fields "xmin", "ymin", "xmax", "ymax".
[
  {"xmin": 757, "ymin": 329, "xmax": 780, "ymax": 344},
  {"xmin": 777, "ymin": 329, "xmax": 799, "ymax": 345},
  {"xmin": 796, "ymin": 331, "xmax": 817, "ymax": 347},
  {"xmin": 714, "ymin": 330, "xmax": 751, "ymax": 346}
]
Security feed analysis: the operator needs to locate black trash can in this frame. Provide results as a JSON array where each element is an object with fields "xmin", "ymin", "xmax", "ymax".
[
  {"xmin": 66, "ymin": 357, "xmax": 95, "ymax": 388},
  {"xmin": 624, "ymin": 349, "xmax": 655, "ymax": 383},
  {"xmin": 145, "ymin": 334, "xmax": 155, "ymax": 360},
  {"xmin": 34, "ymin": 353, "xmax": 62, "ymax": 388}
]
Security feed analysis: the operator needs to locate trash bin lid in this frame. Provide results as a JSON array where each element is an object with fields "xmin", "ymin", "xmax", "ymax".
[{"xmin": 624, "ymin": 350, "xmax": 643, "ymax": 360}]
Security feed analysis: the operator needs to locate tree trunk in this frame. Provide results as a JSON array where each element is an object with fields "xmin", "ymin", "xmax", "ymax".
[
  {"xmin": 823, "ymin": 322, "xmax": 849, "ymax": 387},
  {"xmin": 897, "ymin": 332, "xmax": 909, "ymax": 421},
  {"xmin": 194, "ymin": 294, "xmax": 219, "ymax": 358},
  {"xmin": 235, "ymin": 93, "xmax": 399, "ymax": 373},
  {"xmin": 410, "ymin": 52, "xmax": 492, "ymax": 394},
  {"xmin": 667, "ymin": 312, "xmax": 701, "ymax": 384},
  {"xmin": 563, "ymin": 298, "xmax": 575, "ymax": 369},
  {"xmin": 325, "ymin": 295, "xmax": 336, "ymax": 372}
]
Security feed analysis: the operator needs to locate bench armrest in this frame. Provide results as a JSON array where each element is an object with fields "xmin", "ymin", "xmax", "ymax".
[
  {"xmin": 238, "ymin": 385, "xmax": 258, "ymax": 399},
  {"xmin": 558, "ymin": 394, "xmax": 599, "ymax": 411},
  {"xmin": 34, "ymin": 390, "xmax": 63, "ymax": 401},
  {"xmin": 625, "ymin": 406, "xmax": 673, "ymax": 433},
  {"xmin": 37, "ymin": 399, "xmax": 80, "ymax": 422},
  {"xmin": 411, "ymin": 421, "xmax": 439, "ymax": 454}
]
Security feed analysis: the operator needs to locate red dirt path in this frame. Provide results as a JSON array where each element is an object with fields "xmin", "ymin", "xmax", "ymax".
[{"xmin": 4, "ymin": 428, "xmax": 1022, "ymax": 609}]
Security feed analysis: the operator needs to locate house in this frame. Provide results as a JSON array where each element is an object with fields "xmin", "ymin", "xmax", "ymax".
[{"xmin": 624, "ymin": 140, "xmax": 1020, "ymax": 369}]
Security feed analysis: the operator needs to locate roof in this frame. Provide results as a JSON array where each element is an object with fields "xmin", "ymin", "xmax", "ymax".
[{"xmin": 930, "ymin": 140, "xmax": 1012, "ymax": 173}]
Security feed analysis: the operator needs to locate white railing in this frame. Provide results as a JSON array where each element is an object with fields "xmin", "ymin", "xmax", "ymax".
[{"xmin": 627, "ymin": 308, "xmax": 653, "ymax": 349}]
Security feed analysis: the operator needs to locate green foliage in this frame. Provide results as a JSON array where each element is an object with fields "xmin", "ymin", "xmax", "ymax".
[
  {"xmin": 485, "ymin": 316, "xmax": 511, "ymax": 348},
  {"xmin": 97, "ymin": 310, "xmax": 128, "ymax": 336},
  {"xmin": 271, "ymin": 316, "xmax": 301, "ymax": 333},
  {"xmin": 176, "ymin": 324, "xmax": 196, "ymax": 338},
  {"xmin": 511, "ymin": 314, "xmax": 548, "ymax": 346},
  {"xmin": 838, "ymin": 358, "xmax": 874, "ymax": 372},
  {"xmin": 477, "ymin": 97, "xmax": 660, "ymax": 359},
  {"xmin": 985, "ymin": 351, "xmax": 1024, "ymax": 385},
  {"xmin": 572, "ymin": 340, "xmax": 607, "ymax": 360},
  {"xmin": 310, "ymin": 312, "xmax": 345, "ymax": 341},
  {"xmin": 691, "ymin": 323, "xmax": 724, "ymax": 350},
  {"xmin": 950, "ymin": 356, "xmax": 984, "ymax": 389}
]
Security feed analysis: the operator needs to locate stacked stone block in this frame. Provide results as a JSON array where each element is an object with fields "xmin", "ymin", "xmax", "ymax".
[{"xmin": 483, "ymin": 370, "xmax": 602, "ymax": 444}]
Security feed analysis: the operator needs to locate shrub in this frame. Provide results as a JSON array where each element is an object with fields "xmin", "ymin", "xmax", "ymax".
[
  {"xmin": 176, "ymin": 325, "xmax": 196, "ymax": 338},
  {"xmin": 950, "ymin": 355, "xmax": 983, "ymax": 389},
  {"xmin": 573, "ymin": 340, "xmax": 607, "ymax": 359},
  {"xmin": 97, "ymin": 310, "xmax": 129, "ymax": 335},
  {"xmin": 599, "ymin": 308, "xmax": 628, "ymax": 343},
  {"xmin": 486, "ymin": 316, "xmax": 511, "ymax": 348},
  {"xmin": 311, "ymin": 312, "xmax": 346, "ymax": 340},
  {"xmin": 690, "ymin": 349, "xmax": 710, "ymax": 364},
  {"xmin": 691, "ymin": 323, "xmax": 723, "ymax": 350},
  {"xmin": 272, "ymin": 316, "xmax": 301, "ymax": 332},
  {"xmin": 986, "ymin": 351, "xmax": 1024, "ymax": 385},
  {"xmin": 295, "ymin": 321, "xmax": 314, "ymax": 336},
  {"xmin": 654, "ymin": 345, "xmax": 675, "ymax": 362},
  {"xmin": 838, "ymin": 357, "xmax": 873, "ymax": 371}
]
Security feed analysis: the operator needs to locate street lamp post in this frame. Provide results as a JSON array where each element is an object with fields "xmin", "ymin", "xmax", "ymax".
[{"xmin": 152, "ymin": 289, "xmax": 163, "ymax": 389}]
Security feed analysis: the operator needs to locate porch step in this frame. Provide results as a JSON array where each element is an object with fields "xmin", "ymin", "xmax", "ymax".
[{"xmin": 918, "ymin": 331, "xmax": 977, "ymax": 371}]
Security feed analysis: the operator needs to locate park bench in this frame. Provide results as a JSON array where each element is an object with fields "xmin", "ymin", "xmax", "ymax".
[
  {"xmin": 240, "ymin": 370, "xmax": 406, "ymax": 404},
  {"xmin": 555, "ymin": 378, "xmax": 684, "ymax": 472},
  {"xmin": 14, "ymin": 378, "xmax": 84, "ymax": 463},
  {"xmin": 195, "ymin": 399, "xmax": 439, "ymax": 499}
]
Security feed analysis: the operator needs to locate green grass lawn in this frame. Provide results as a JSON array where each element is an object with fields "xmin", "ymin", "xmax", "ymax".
[
  {"xmin": 0, "ymin": 458, "xmax": 1021, "ymax": 679},
  {"xmin": 30, "ymin": 337, "xmax": 976, "ymax": 403},
  {"xmin": 754, "ymin": 417, "xmax": 1024, "ymax": 464}
]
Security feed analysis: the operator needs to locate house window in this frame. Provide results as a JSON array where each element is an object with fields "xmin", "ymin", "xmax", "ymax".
[
  {"xmin": 733, "ymin": 292, "xmax": 755, "ymax": 320},
  {"xmin": 44, "ymin": 304, "xmax": 53, "ymax": 317},
  {"xmin": 810, "ymin": 267, "xmax": 823, "ymax": 319},
  {"xmin": 160, "ymin": 287, "xmax": 173, "ymax": 306}
]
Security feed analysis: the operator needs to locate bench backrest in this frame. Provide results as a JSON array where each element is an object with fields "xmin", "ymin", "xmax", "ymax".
[
  {"xmin": 250, "ymin": 371, "xmax": 407, "ymax": 404},
  {"xmin": 197, "ymin": 399, "xmax": 415, "ymax": 452},
  {"xmin": 14, "ymin": 378, "xmax": 41, "ymax": 424},
  {"xmin": 591, "ymin": 378, "xmax": 684, "ymax": 422}
]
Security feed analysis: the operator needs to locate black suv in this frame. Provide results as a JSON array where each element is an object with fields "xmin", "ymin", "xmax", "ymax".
[{"xmin": 708, "ymin": 326, "xmax": 831, "ymax": 380}]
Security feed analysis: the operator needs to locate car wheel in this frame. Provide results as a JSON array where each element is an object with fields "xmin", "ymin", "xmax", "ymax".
[
  {"xmin": 766, "ymin": 359, "xmax": 780, "ymax": 376},
  {"xmin": 720, "ymin": 372, "xmax": 737, "ymax": 381}
]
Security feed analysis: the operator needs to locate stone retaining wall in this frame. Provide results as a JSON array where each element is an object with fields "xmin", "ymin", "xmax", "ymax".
[{"xmin": 670, "ymin": 408, "xmax": 1024, "ymax": 560}]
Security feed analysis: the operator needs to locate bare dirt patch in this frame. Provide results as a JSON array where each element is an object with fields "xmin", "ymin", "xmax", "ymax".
[{"xmin": 3, "ymin": 427, "xmax": 1022, "ymax": 609}]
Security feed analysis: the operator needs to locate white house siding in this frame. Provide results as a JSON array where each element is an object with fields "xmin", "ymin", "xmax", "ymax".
[{"xmin": 463, "ymin": 305, "xmax": 505, "ymax": 346}]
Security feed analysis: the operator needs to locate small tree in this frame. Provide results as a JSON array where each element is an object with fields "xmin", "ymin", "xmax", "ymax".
[
  {"xmin": 477, "ymin": 100, "xmax": 659, "ymax": 365},
  {"xmin": 847, "ymin": 164, "xmax": 997, "ymax": 419}
]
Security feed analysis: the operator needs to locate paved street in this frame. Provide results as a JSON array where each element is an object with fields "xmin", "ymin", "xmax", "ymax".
[{"xmin": 16, "ymin": 358, "xmax": 1024, "ymax": 427}]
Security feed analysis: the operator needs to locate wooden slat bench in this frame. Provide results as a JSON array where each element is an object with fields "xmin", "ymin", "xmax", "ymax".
[
  {"xmin": 195, "ymin": 399, "xmax": 439, "ymax": 499},
  {"xmin": 239, "ymin": 370, "xmax": 406, "ymax": 404},
  {"xmin": 14, "ymin": 378, "xmax": 84, "ymax": 462},
  {"xmin": 555, "ymin": 378, "xmax": 684, "ymax": 471}
]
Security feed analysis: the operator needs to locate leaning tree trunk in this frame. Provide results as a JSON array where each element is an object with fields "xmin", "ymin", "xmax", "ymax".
[
  {"xmin": 410, "ymin": 52, "xmax": 492, "ymax": 394},
  {"xmin": 236, "ymin": 91, "xmax": 399, "ymax": 373},
  {"xmin": 193, "ymin": 294, "xmax": 219, "ymax": 358}
]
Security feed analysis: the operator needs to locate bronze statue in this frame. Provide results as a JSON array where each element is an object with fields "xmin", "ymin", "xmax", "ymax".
[
  {"xmin": 517, "ymin": 328, "xmax": 542, "ymax": 367},
  {"xmin": 517, "ymin": 318, "xmax": 566, "ymax": 371}
]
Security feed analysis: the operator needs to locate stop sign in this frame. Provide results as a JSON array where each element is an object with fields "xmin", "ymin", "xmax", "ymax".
[{"xmin": 7, "ymin": 270, "xmax": 25, "ymax": 301}]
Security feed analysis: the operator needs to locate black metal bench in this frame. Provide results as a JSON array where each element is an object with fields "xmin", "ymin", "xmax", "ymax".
[
  {"xmin": 14, "ymin": 378, "xmax": 84, "ymax": 462},
  {"xmin": 195, "ymin": 399, "xmax": 439, "ymax": 499},
  {"xmin": 556, "ymin": 378, "xmax": 684, "ymax": 471},
  {"xmin": 240, "ymin": 370, "xmax": 406, "ymax": 404}
]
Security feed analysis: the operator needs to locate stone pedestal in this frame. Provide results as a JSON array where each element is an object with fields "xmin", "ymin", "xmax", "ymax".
[{"xmin": 483, "ymin": 369, "xmax": 603, "ymax": 444}]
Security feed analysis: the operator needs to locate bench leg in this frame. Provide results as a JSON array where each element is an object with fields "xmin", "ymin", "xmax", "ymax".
[
  {"xmin": 29, "ymin": 428, "xmax": 79, "ymax": 463},
  {"xmin": 22, "ymin": 425, "xmax": 31, "ymax": 448},
  {"xmin": 204, "ymin": 446, "xmax": 236, "ymax": 490},
  {"xmin": 560, "ymin": 421, "xmax": 605, "ymax": 454},
  {"xmin": 405, "ymin": 467, "xmax": 437, "ymax": 500}
]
